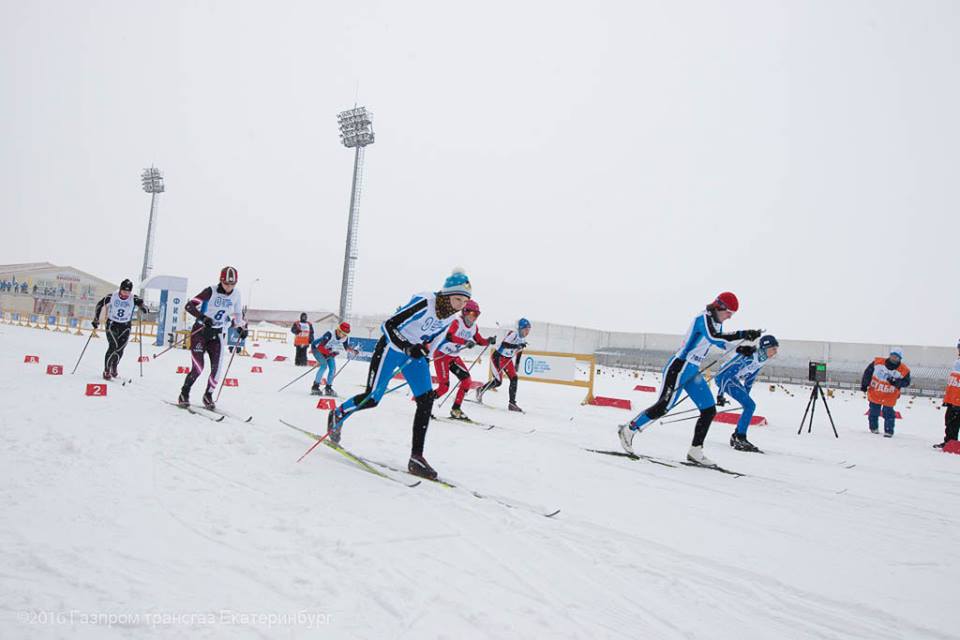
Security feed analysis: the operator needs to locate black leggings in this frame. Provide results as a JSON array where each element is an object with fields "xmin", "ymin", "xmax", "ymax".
[
  {"xmin": 104, "ymin": 321, "xmax": 131, "ymax": 373},
  {"xmin": 945, "ymin": 405, "xmax": 960, "ymax": 442}
]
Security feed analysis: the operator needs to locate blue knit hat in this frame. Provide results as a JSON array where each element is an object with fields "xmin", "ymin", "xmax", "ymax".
[
  {"xmin": 440, "ymin": 268, "xmax": 471, "ymax": 298},
  {"xmin": 890, "ymin": 347, "xmax": 904, "ymax": 360}
]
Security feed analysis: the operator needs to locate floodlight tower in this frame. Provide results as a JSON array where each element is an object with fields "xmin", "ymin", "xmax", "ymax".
[
  {"xmin": 139, "ymin": 167, "xmax": 165, "ymax": 297},
  {"xmin": 336, "ymin": 106, "xmax": 375, "ymax": 321}
]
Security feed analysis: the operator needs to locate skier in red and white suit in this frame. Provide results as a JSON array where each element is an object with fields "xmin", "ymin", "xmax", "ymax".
[{"xmin": 432, "ymin": 300, "xmax": 494, "ymax": 421}]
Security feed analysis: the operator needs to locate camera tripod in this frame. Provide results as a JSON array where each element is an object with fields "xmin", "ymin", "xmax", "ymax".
[{"xmin": 797, "ymin": 381, "xmax": 839, "ymax": 438}]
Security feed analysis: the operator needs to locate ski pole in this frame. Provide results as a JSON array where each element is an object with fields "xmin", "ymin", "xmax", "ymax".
[
  {"xmin": 138, "ymin": 309, "xmax": 144, "ymax": 378},
  {"xmin": 297, "ymin": 357, "xmax": 418, "ymax": 463},
  {"xmin": 328, "ymin": 351, "xmax": 359, "ymax": 384},
  {"xmin": 71, "ymin": 329, "xmax": 95, "ymax": 375},
  {"xmin": 277, "ymin": 363, "xmax": 319, "ymax": 392},
  {"xmin": 214, "ymin": 332, "xmax": 239, "ymax": 403},
  {"xmin": 660, "ymin": 405, "xmax": 743, "ymax": 425},
  {"xmin": 438, "ymin": 344, "xmax": 490, "ymax": 408},
  {"xmin": 152, "ymin": 326, "xmax": 202, "ymax": 360}
]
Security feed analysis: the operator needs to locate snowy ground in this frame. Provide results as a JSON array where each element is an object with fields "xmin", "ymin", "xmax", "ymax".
[{"xmin": 1, "ymin": 322, "xmax": 958, "ymax": 640}]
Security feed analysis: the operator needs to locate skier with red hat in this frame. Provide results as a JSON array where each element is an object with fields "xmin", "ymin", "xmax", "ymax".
[
  {"xmin": 177, "ymin": 266, "xmax": 248, "ymax": 410},
  {"xmin": 618, "ymin": 292, "xmax": 762, "ymax": 467},
  {"xmin": 432, "ymin": 299, "xmax": 495, "ymax": 421},
  {"xmin": 309, "ymin": 321, "xmax": 360, "ymax": 397}
]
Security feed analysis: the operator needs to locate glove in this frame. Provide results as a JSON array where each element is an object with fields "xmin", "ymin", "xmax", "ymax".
[
  {"xmin": 860, "ymin": 386, "xmax": 868, "ymax": 393},
  {"xmin": 717, "ymin": 394, "xmax": 728, "ymax": 407},
  {"xmin": 465, "ymin": 340, "xmax": 477, "ymax": 349},
  {"xmin": 404, "ymin": 343, "xmax": 429, "ymax": 359},
  {"xmin": 91, "ymin": 319, "xmax": 99, "ymax": 329},
  {"xmin": 739, "ymin": 329, "xmax": 762, "ymax": 341},
  {"xmin": 203, "ymin": 317, "xmax": 214, "ymax": 330},
  {"xmin": 488, "ymin": 336, "xmax": 497, "ymax": 345},
  {"xmin": 236, "ymin": 326, "xmax": 248, "ymax": 340},
  {"xmin": 736, "ymin": 345, "xmax": 757, "ymax": 357}
]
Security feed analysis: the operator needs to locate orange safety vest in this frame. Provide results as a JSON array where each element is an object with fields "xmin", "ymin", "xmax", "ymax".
[
  {"xmin": 293, "ymin": 322, "xmax": 311, "ymax": 346},
  {"xmin": 867, "ymin": 357, "xmax": 909, "ymax": 407},
  {"xmin": 944, "ymin": 362, "xmax": 960, "ymax": 407}
]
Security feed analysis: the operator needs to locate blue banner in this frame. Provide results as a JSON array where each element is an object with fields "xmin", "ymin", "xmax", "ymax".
[
  {"xmin": 348, "ymin": 337, "xmax": 378, "ymax": 362},
  {"xmin": 156, "ymin": 290, "xmax": 168, "ymax": 346}
]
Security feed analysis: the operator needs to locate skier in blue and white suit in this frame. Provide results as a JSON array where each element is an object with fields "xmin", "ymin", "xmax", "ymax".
[
  {"xmin": 618, "ymin": 292, "xmax": 762, "ymax": 467},
  {"xmin": 714, "ymin": 334, "xmax": 779, "ymax": 452},
  {"xmin": 328, "ymin": 269, "xmax": 472, "ymax": 480}
]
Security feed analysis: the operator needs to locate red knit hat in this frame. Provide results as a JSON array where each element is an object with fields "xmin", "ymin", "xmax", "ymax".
[{"xmin": 714, "ymin": 291, "xmax": 739, "ymax": 312}]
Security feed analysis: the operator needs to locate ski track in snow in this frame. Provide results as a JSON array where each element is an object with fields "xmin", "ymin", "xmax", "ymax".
[{"xmin": 0, "ymin": 324, "xmax": 958, "ymax": 639}]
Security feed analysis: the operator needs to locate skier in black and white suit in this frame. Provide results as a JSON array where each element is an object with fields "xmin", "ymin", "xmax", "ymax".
[{"xmin": 92, "ymin": 278, "xmax": 147, "ymax": 380}]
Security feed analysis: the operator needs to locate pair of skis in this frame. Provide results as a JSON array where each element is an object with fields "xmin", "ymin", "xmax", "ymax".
[
  {"xmin": 432, "ymin": 414, "xmax": 536, "ymax": 435},
  {"xmin": 279, "ymin": 419, "xmax": 559, "ymax": 518},
  {"xmin": 586, "ymin": 449, "xmax": 746, "ymax": 477},
  {"xmin": 165, "ymin": 400, "xmax": 253, "ymax": 423}
]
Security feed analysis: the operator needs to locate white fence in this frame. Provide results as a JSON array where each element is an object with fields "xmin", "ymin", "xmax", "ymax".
[{"xmin": 249, "ymin": 310, "xmax": 956, "ymax": 396}]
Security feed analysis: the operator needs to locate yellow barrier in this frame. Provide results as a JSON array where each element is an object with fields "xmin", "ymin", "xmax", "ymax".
[
  {"xmin": 254, "ymin": 329, "xmax": 288, "ymax": 344},
  {"xmin": 490, "ymin": 349, "xmax": 596, "ymax": 404}
]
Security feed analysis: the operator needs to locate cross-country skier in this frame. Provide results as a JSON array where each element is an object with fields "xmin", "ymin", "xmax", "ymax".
[
  {"xmin": 475, "ymin": 318, "xmax": 530, "ymax": 412},
  {"xmin": 327, "ymin": 269, "xmax": 472, "ymax": 479},
  {"xmin": 291, "ymin": 313, "xmax": 314, "ymax": 366},
  {"xmin": 860, "ymin": 348, "xmax": 911, "ymax": 437},
  {"xmin": 433, "ymin": 300, "xmax": 495, "ymax": 421},
  {"xmin": 934, "ymin": 339, "xmax": 960, "ymax": 449},
  {"xmin": 178, "ymin": 266, "xmax": 248, "ymax": 410},
  {"xmin": 714, "ymin": 334, "xmax": 779, "ymax": 453},
  {"xmin": 91, "ymin": 278, "xmax": 147, "ymax": 380},
  {"xmin": 310, "ymin": 321, "xmax": 359, "ymax": 396},
  {"xmin": 617, "ymin": 292, "xmax": 762, "ymax": 467}
]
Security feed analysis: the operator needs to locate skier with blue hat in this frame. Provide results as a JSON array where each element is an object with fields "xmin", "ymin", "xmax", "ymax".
[
  {"xmin": 714, "ymin": 334, "xmax": 779, "ymax": 452},
  {"xmin": 328, "ymin": 269, "xmax": 472, "ymax": 479},
  {"xmin": 476, "ymin": 317, "xmax": 532, "ymax": 412}
]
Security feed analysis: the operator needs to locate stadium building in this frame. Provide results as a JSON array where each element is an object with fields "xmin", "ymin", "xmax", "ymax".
[{"xmin": 0, "ymin": 262, "xmax": 115, "ymax": 320}]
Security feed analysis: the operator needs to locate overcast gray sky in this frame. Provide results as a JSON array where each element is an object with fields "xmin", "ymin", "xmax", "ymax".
[{"xmin": 2, "ymin": 0, "xmax": 957, "ymax": 345}]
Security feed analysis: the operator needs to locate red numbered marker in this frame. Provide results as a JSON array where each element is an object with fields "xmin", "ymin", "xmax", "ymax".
[
  {"xmin": 307, "ymin": 359, "xmax": 318, "ymax": 367},
  {"xmin": 316, "ymin": 398, "xmax": 337, "ymax": 411},
  {"xmin": 253, "ymin": 352, "xmax": 266, "ymax": 359},
  {"xmin": 177, "ymin": 366, "xmax": 190, "ymax": 374},
  {"xmin": 252, "ymin": 342, "xmax": 261, "ymax": 347},
  {"xmin": 273, "ymin": 355, "xmax": 287, "ymax": 362},
  {"xmin": 46, "ymin": 364, "xmax": 63, "ymax": 375},
  {"xmin": 138, "ymin": 356, "xmax": 150, "ymax": 363},
  {"xmin": 23, "ymin": 355, "xmax": 39, "ymax": 364},
  {"xmin": 85, "ymin": 383, "xmax": 107, "ymax": 397},
  {"xmin": 250, "ymin": 366, "xmax": 263, "ymax": 373},
  {"xmin": 224, "ymin": 378, "xmax": 239, "ymax": 387}
]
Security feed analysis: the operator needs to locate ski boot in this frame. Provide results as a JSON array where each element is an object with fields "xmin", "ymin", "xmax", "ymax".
[
  {"xmin": 618, "ymin": 423, "xmax": 639, "ymax": 455},
  {"xmin": 202, "ymin": 391, "xmax": 216, "ymax": 411},
  {"xmin": 686, "ymin": 445, "xmax": 717, "ymax": 468},
  {"xmin": 933, "ymin": 442, "xmax": 946, "ymax": 449},
  {"xmin": 310, "ymin": 382, "xmax": 321, "ymax": 396},
  {"xmin": 730, "ymin": 432, "xmax": 760, "ymax": 453},
  {"xmin": 869, "ymin": 427, "xmax": 879, "ymax": 434},
  {"xmin": 177, "ymin": 388, "xmax": 190, "ymax": 408},
  {"xmin": 327, "ymin": 408, "xmax": 343, "ymax": 445},
  {"xmin": 883, "ymin": 432, "xmax": 894, "ymax": 438},
  {"xmin": 324, "ymin": 385, "xmax": 336, "ymax": 397},
  {"xmin": 408, "ymin": 454, "xmax": 438, "ymax": 480},
  {"xmin": 103, "ymin": 369, "xmax": 113, "ymax": 381},
  {"xmin": 449, "ymin": 406, "xmax": 471, "ymax": 421},
  {"xmin": 110, "ymin": 364, "xmax": 119, "ymax": 379},
  {"xmin": 508, "ymin": 401, "xmax": 524, "ymax": 413},
  {"xmin": 475, "ymin": 384, "xmax": 487, "ymax": 404}
]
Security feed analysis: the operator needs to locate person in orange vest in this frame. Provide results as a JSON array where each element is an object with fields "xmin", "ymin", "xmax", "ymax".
[
  {"xmin": 860, "ymin": 348, "xmax": 911, "ymax": 437},
  {"xmin": 934, "ymin": 339, "xmax": 960, "ymax": 449},
  {"xmin": 290, "ymin": 312, "xmax": 314, "ymax": 366}
]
